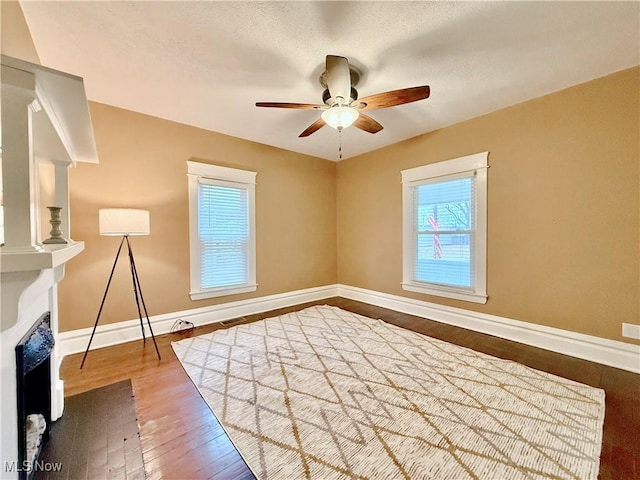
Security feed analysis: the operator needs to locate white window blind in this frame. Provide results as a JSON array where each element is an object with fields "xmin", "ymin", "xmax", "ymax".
[
  {"xmin": 412, "ymin": 174, "xmax": 475, "ymax": 289},
  {"xmin": 198, "ymin": 180, "xmax": 249, "ymax": 289},
  {"xmin": 401, "ymin": 152, "xmax": 488, "ymax": 304},
  {"xmin": 187, "ymin": 161, "xmax": 256, "ymax": 300}
]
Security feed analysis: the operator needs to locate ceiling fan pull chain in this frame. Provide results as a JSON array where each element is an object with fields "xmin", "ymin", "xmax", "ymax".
[{"xmin": 339, "ymin": 128, "xmax": 343, "ymax": 160}]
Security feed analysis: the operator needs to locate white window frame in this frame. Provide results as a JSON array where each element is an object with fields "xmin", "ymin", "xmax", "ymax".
[
  {"xmin": 187, "ymin": 161, "xmax": 257, "ymax": 300},
  {"xmin": 401, "ymin": 152, "xmax": 488, "ymax": 304}
]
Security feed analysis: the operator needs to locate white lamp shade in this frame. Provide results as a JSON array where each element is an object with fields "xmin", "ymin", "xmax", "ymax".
[
  {"xmin": 321, "ymin": 106, "xmax": 359, "ymax": 130},
  {"xmin": 99, "ymin": 208, "xmax": 150, "ymax": 236}
]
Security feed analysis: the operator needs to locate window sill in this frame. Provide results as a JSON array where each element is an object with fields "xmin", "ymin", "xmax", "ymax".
[
  {"xmin": 190, "ymin": 283, "xmax": 257, "ymax": 300},
  {"xmin": 401, "ymin": 282, "xmax": 488, "ymax": 304}
]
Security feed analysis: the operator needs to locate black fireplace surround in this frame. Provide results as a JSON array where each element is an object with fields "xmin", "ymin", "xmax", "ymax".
[{"xmin": 15, "ymin": 312, "xmax": 54, "ymax": 480}]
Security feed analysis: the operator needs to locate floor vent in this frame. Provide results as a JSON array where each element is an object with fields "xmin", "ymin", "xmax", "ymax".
[{"xmin": 220, "ymin": 317, "xmax": 247, "ymax": 327}]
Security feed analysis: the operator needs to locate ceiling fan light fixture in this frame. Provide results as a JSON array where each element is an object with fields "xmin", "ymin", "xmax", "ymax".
[
  {"xmin": 256, "ymin": 55, "xmax": 430, "ymax": 138},
  {"xmin": 321, "ymin": 105, "xmax": 359, "ymax": 130}
]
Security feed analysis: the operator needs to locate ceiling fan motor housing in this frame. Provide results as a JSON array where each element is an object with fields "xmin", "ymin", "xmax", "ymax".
[{"xmin": 322, "ymin": 87, "xmax": 359, "ymax": 106}]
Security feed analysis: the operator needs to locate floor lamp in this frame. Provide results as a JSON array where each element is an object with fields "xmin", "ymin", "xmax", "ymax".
[{"xmin": 80, "ymin": 208, "xmax": 161, "ymax": 368}]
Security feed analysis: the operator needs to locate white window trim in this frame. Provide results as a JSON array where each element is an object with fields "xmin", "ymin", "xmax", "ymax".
[
  {"xmin": 401, "ymin": 151, "xmax": 488, "ymax": 304},
  {"xmin": 187, "ymin": 161, "xmax": 257, "ymax": 300}
]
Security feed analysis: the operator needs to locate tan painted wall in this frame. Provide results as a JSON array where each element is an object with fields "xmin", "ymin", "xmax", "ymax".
[
  {"xmin": 1, "ymin": 1, "xmax": 40, "ymax": 63},
  {"xmin": 5, "ymin": 2, "xmax": 638, "ymax": 344},
  {"xmin": 337, "ymin": 67, "xmax": 640, "ymax": 344},
  {"xmin": 58, "ymin": 102, "xmax": 337, "ymax": 332}
]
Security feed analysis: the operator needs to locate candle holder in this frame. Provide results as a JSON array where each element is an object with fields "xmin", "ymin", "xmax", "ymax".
[{"xmin": 42, "ymin": 206, "xmax": 67, "ymax": 244}]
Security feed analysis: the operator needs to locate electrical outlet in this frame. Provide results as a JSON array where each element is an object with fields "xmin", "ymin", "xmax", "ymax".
[
  {"xmin": 171, "ymin": 318, "xmax": 194, "ymax": 334},
  {"xmin": 622, "ymin": 323, "xmax": 640, "ymax": 340}
]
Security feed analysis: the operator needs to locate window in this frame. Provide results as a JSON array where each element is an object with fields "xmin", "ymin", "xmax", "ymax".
[
  {"xmin": 187, "ymin": 161, "xmax": 257, "ymax": 300},
  {"xmin": 401, "ymin": 152, "xmax": 488, "ymax": 304}
]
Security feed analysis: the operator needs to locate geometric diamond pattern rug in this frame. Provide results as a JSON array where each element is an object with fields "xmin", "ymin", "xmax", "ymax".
[{"xmin": 172, "ymin": 305, "xmax": 605, "ymax": 480}]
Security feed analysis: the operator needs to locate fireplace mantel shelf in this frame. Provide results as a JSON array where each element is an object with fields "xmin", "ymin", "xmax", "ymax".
[{"xmin": 1, "ymin": 241, "xmax": 84, "ymax": 273}]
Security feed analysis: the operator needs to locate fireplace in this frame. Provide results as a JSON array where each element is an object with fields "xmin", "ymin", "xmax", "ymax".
[
  {"xmin": 1, "ymin": 56, "xmax": 97, "ymax": 479},
  {"xmin": 15, "ymin": 312, "xmax": 55, "ymax": 480}
]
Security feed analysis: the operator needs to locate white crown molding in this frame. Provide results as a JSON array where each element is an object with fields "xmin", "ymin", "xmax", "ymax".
[
  {"xmin": 59, "ymin": 283, "xmax": 639, "ymax": 374},
  {"xmin": 337, "ymin": 284, "xmax": 640, "ymax": 374}
]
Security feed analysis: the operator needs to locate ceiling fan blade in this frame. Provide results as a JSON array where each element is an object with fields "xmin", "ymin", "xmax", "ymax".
[
  {"xmin": 256, "ymin": 102, "xmax": 325, "ymax": 110},
  {"xmin": 299, "ymin": 117, "xmax": 326, "ymax": 137},
  {"xmin": 354, "ymin": 85, "xmax": 430, "ymax": 110},
  {"xmin": 325, "ymin": 55, "xmax": 351, "ymax": 105},
  {"xmin": 354, "ymin": 113, "xmax": 384, "ymax": 134}
]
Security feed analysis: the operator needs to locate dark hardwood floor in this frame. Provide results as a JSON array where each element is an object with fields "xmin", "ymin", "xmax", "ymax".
[
  {"xmin": 60, "ymin": 297, "xmax": 640, "ymax": 480},
  {"xmin": 36, "ymin": 380, "xmax": 144, "ymax": 480}
]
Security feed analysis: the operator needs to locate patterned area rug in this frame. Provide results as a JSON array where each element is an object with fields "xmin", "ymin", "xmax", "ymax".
[{"xmin": 172, "ymin": 306, "xmax": 605, "ymax": 480}]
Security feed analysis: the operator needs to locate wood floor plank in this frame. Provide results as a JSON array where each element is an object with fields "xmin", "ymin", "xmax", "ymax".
[{"xmin": 60, "ymin": 297, "xmax": 640, "ymax": 479}]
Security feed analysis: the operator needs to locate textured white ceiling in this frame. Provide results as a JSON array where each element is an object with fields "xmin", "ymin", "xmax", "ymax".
[{"xmin": 20, "ymin": 1, "xmax": 640, "ymax": 161}]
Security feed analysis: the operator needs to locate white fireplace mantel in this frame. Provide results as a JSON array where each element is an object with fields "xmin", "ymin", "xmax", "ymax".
[
  {"xmin": 1, "ymin": 54, "xmax": 98, "ymax": 257},
  {"xmin": 1, "ymin": 242, "xmax": 85, "ymax": 273},
  {"xmin": 1, "ymin": 54, "xmax": 98, "ymax": 326},
  {"xmin": 1, "ymin": 55, "xmax": 98, "ymax": 478}
]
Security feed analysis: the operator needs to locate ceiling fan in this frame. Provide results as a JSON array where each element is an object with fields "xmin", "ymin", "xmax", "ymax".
[{"xmin": 256, "ymin": 55, "xmax": 430, "ymax": 137}]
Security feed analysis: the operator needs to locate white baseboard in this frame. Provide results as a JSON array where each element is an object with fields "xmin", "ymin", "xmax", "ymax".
[
  {"xmin": 337, "ymin": 284, "xmax": 640, "ymax": 374},
  {"xmin": 59, "ymin": 282, "xmax": 639, "ymax": 374},
  {"xmin": 58, "ymin": 284, "xmax": 339, "ymax": 357}
]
